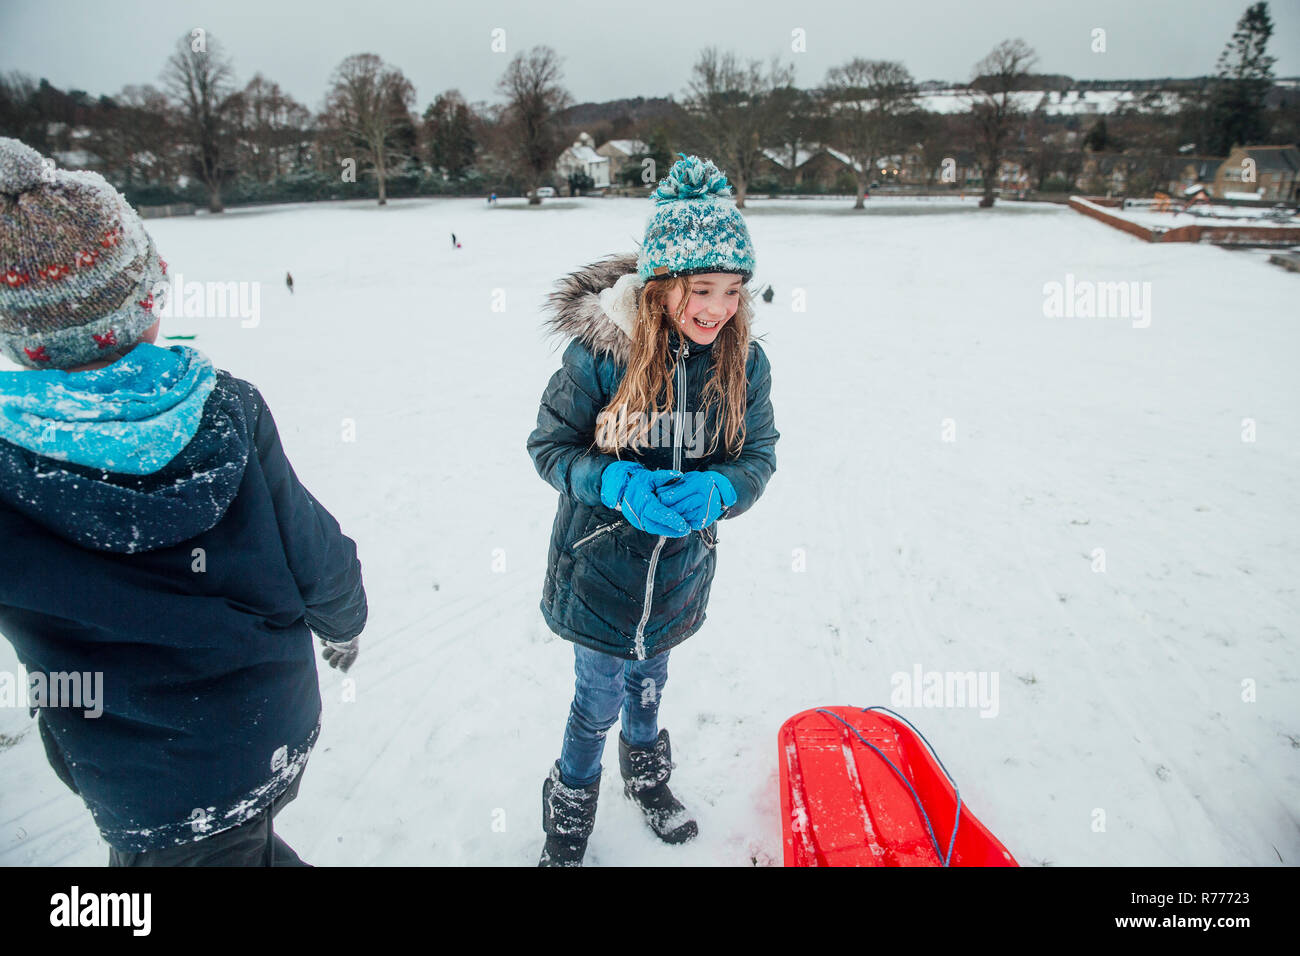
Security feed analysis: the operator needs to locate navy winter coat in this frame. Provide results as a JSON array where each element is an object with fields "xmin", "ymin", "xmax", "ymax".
[
  {"xmin": 527, "ymin": 254, "xmax": 779, "ymax": 660},
  {"xmin": 0, "ymin": 368, "xmax": 367, "ymax": 852}
]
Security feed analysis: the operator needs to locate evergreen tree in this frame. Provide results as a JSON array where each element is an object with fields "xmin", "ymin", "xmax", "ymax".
[
  {"xmin": 1083, "ymin": 117, "xmax": 1110, "ymax": 152},
  {"xmin": 1207, "ymin": 2, "xmax": 1275, "ymax": 154},
  {"xmin": 423, "ymin": 90, "xmax": 477, "ymax": 179}
]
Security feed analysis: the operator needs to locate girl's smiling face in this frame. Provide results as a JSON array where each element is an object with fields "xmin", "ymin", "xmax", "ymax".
[{"xmin": 666, "ymin": 272, "xmax": 743, "ymax": 345}]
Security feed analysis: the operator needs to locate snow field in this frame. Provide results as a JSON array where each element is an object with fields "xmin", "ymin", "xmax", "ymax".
[{"xmin": 1, "ymin": 194, "xmax": 1296, "ymax": 865}]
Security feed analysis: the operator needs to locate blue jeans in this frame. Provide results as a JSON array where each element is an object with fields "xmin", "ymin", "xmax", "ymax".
[{"xmin": 558, "ymin": 643, "xmax": 670, "ymax": 788}]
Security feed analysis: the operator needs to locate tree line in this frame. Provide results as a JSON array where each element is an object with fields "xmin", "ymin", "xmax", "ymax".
[{"xmin": 0, "ymin": 2, "xmax": 1289, "ymax": 212}]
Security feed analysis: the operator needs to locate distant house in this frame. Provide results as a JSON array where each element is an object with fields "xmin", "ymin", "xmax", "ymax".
[
  {"xmin": 1215, "ymin": 145, "xmax": 1300, "ymax": 202},
  {"xmin": 757, "ymin": 146, "xmax": 820, "ymax": 185},
  {"xmin": 875, "ymin": 154, "xmax": 903, "ymax": 182},
  {"xmin": 1168, "ymin": 156, "xmax": 1222, "ymax": 197},
  {"xmin": 1080, "ymin": 154, "xmax": 1132, "ymax": 195},
  {"xmin": 555, "ymin": 132, "xmax": 610, "ymax": 194},
  {"xmin": 996, "ymin": 158, "xmax": 1030, "ymax": 191},
  {"xmin": 1070, "ymin": 152, "xmax": 1224, "ymax": 199},
  {"xmin": 757, "ymin": 143, "xmax": 1024, "ymax": 191},
  {"xmin": 870, "ymin": 149, "xmax": 937, "ymax": 184},
  {"xmin": 597, "ymin": 138, "xmax": 649, "ymax": 185},
  {"xmin": 808, "ymin": 147, "xmax": 866, "ymax": 188},
  {"xmin": 764, "ymin": 143, "xmax": 985, "ymax": 188},
  {"xmin": 757, "ymin": 145, "xmax": 861, "ymax": 190},
  {"xmin": 753, "ymin": 150, "xmax": 786, "ymax": 182},
  {"xmin": 895, "ymin": 145, "xmax": 928, "ymax": 184},
  {"xmin": 945, "ymin": 150, "xmax": 983, "ymax": 186}
]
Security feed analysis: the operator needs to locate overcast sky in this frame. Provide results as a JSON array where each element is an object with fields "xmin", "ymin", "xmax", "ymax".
[{"xmin": 2, "ymin": 0, "xmax": 1296, "ymax": 110}]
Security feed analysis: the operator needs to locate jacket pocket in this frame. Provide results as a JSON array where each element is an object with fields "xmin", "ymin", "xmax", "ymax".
[{"xmin": 571, "ymin": 519, "xmax": 625, "ymax": 552}]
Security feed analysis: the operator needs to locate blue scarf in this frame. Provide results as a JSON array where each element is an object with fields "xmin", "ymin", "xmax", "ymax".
[{"xmin": 0, "ymin": 345, "xmax": 216, "ymax": 475}]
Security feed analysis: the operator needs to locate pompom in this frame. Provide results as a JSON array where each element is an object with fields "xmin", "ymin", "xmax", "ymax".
[
  {"xmin": 650, "ymin": 153, "xmax": 733, "ymax": 204},
  {"xmin": 0, "ymin": 137, "xmax": 53, "ymax": 195}
]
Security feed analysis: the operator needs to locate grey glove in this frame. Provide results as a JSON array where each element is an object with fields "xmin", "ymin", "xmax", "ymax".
[{"xmin": 321, "ymin": 636, "xmax": 360, "ymax": 673}]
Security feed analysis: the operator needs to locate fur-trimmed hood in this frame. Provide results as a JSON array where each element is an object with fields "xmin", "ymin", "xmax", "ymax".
[
  {"xmin": 543, "ymin": 253, "xmax": 754, "ymax": 367},
  {"xmin": 542, "ymin": 252, "xmax": 643, "ymax": 367}
]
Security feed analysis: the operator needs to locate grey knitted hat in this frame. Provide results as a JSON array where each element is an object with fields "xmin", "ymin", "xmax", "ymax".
[{"xmin": 0, "ymin": 137, "xmax": 167, "ymax": 370}]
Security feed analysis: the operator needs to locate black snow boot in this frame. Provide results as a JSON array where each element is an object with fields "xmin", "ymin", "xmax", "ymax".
[
  {"xmin": 619, "ymin": 729, "xmax": 698, "ymax": 845},
  {"xmin": 539, "ymin": 761, "xmax": 601, "ymax": 867}
]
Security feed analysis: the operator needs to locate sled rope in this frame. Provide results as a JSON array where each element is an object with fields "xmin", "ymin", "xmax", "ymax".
[{"xmin": 814, "ymin": 706, "xmax": 961, "ymax": 866}]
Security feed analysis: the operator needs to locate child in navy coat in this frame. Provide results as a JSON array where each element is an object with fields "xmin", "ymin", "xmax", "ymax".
[{"xmin": 0, "ymin": 138, "xmax": 367, "ymax": 866}]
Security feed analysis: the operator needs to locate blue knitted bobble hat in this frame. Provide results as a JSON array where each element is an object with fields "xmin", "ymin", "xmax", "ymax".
[{"xmin": 636, "ymin": 153, "xmax": 756, "ymax": 284}]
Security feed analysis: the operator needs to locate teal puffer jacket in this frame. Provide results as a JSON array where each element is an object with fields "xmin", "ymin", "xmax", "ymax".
[{"xmin": 527, "ymin": 254, "xmax": 779, "ymax": 659}]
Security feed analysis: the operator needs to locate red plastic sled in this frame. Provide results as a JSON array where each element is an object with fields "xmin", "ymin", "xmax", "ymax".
[{"xmin": 778, "ymin": 706, "xmax": 1017, "ymax": 867}]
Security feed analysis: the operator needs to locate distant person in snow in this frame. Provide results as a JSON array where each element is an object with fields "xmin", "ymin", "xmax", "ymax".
[
  {"xmin": 286, "ymin": 271, "xmax": 294, "ymax": 294},
  {"xmin": 761, "ymin": 284, "xmax": 773, "ymax": 304},
  {"xmin": 451, "ymin": 232, "xmax": 458, "ymax": 249},
  {"xmin": 527, "ymin": 154, "xmax": 779, "ymax": 866},
  {"xmin": 0, "ymin": 138, "xmax": 368, "ymax": 867}
]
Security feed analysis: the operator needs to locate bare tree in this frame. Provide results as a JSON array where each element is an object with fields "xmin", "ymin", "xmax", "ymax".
[
  {"xmin": 495, "ymin": 46, "xmax": 571, "ymax": 204},
  {"xmin": 966, "ymin": 39, "xmax": 1038, "ymax": 207},
  {"xmin": 163, "ymin": 33, "xmax": 238, "ymax": 212},
  {"xmin": 764, "ymin": 85, "xmax": 821, "ymax": 190},
  {"xmin": 235, "ymin": 75, "xmax": 311, "ymax": 183},
  {"xmin": 323, "ymin": 53, "xmax": 415, "ymax": 205},
  {"xmin": 683, "ymin": 48, "xmax": 795, "ymax": 208},
  {"xmin": 1022, "ymin": 117, "xmax": 1067, "ymax": 192},
  {"xmin": 470, "ymin": 104, "xmax": 519, "ymax": 193},
  {"xmin": 87, "ymin": 84, "xmax": 180, "ymax": 188},
  {"xmin": 904, "ymin": 110, "xmax": 956, "ymax": 188},
  {"xmin": 823, "ymin": 58, "xmax": 918, "ymax": 207}
]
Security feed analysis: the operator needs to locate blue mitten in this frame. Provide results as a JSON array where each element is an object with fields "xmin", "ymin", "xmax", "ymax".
[
  {"xmin": 600, "ymin": 461, "xmax": 690, "ymax": 537},
  {"xmin": 600, "ymin": 460, "xmax": 645, "ymax": 511},
  {"xmin": 655, "ymin": 470, "xmax": 737, "ymax": 530}
]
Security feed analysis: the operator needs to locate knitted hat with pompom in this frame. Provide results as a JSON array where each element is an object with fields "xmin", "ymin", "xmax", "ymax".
[
  {"xmin": 0, "ymin": 137, "xmax": 167, "ymax": 370},
  {"xmin": 636, "ymin": 153, "xmax": 756, "ymax": 284}
]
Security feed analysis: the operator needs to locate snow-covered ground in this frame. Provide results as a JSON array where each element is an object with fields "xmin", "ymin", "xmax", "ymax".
[{"xmin": 1, "ymin": 194, "xmax": 1297, "ymax": 866}]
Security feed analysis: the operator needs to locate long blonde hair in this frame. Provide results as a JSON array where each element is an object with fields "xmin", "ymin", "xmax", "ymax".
[{"xmin": 595, "ymin": 275, "xmax": 751, "ymax": 459}]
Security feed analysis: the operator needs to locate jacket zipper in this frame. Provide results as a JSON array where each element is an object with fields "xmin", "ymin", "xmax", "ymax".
[
  {"xmin": 572, "ymin": 520, "xmax": 621, "ymax": 551},
  {"xmin": 632, "ymin": 340, "xmax": 688, "ymax": 659}
]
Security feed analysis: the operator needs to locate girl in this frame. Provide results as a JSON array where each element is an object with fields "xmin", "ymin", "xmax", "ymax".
[{"xmin": 527, "ymin": 154, "xmax": 780, "ymax": 866}]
